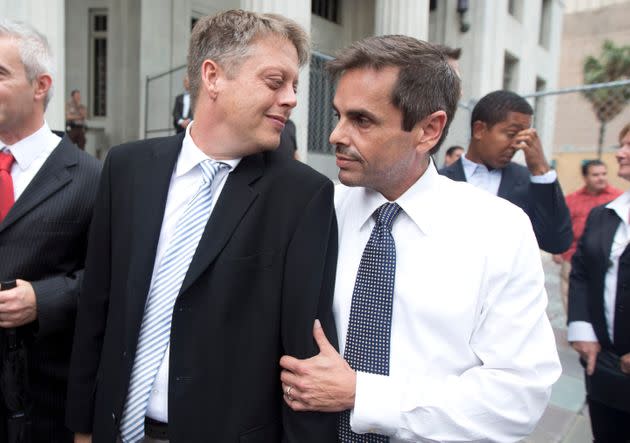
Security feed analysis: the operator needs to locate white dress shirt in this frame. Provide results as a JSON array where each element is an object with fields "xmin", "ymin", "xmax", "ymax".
[
  {"xmin": 1, "ymin": 122, "xmax": 60, "ymax": 201},
  {"xmin": 334, "ymin": 163, "xmax": 561, "ymax": 442},
  {"xmin": 461, "ymin": 154, "xmax": 557, "ymax": 196},
  {"xmin": 567, "ymin": 190, "xmax": 630, "ymax": 343},
  {"xmin": 145, "ymin": 124, "xmax": 241, "ymax": 422},
  {"xmin": 179, "ymin": 93, "xmax": 191, "ymax": 124}
]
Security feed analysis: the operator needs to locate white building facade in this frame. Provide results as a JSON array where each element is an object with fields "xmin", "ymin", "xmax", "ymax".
[{"xmin": 0, "ymin": 0, "xmax": 564, "ymax": 177}]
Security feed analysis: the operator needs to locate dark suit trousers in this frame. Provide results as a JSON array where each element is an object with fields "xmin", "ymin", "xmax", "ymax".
[{"xmin": 588, "ymin": 396, "xmax": 630, "ymax": 442}]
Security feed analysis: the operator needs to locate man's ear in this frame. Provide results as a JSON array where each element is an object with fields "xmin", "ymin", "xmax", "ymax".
[
  {"xmin": 471, "ymin": 120, "xmax": 487, "ymax": 141},
  {"xmin": 415, "ymin": 110, "xmax": 447, "ymax": 154},
  {"xmin": 200, "ymin": 59, "xmax": 222, "ymax": 100},
  {"xmin": 33, "ymin": 73, "xmax": 52, "ymax": 104}
]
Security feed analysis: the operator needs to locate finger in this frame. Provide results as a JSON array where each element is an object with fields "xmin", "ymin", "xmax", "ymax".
[
  {"xmin": 313, "ymin": 319, "xmax": 335, "ymax": 353},
  {"xmin": 280, "ymin": 369, "xmax": 299, "ymax": 387},
  {"xmin": 284, "ymin": 396, "xmax": 307, "ymax": 411},
  {"xmin": 279, "ymin": 355, "xmax": 301, "ymax": 372},
  {"xmin": 586, "ymin": 352, "xmax": 597, "ymax": 376}
]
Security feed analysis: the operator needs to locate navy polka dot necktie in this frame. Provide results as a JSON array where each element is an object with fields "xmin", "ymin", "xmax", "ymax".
[{"xmin": 338, "ymin": 202, "xmax": 402, "ymax": 442}]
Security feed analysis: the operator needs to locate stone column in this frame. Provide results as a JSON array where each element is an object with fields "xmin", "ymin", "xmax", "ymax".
[
  {"xmin": 0, "ymin": 0, "xmax": 66, "ymax": 131},
  {"xmin": 374, "ymin": 0, "xmax": 429, "ymax": 40},
  {"xmin": 106, "ymin": 0, "xmax": 141, "ymax": 148},
  {"xmin": 241, "ymin": 0, "xmax": 312, "ymax": 163}
]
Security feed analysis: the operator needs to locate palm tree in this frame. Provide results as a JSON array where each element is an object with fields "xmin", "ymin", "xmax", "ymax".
[{"xmin": 582, "ymin": 40, "xmax": 630, "ymax": 158}]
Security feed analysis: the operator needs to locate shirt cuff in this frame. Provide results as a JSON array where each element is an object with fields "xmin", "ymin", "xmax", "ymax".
[
  {"xmin": 351, "ymin": 371, "xmax": 400, "ymax": 437},
  {"xmin": 567, "ymin": 321, "xmax": 598, "ymax": 342},
  {"xmin": 530, "ymin": 169, "xmax": 557, "ymax": 184}
]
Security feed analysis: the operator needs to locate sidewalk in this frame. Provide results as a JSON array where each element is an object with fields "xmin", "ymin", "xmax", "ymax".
[{"xmin": 523, "ymin": 254, "xmax": 592, "ymax": 443}]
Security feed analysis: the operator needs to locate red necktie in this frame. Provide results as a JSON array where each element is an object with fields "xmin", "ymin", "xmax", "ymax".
[{"xmin": 0, "ymin": 151, "xmax": 15, "ymax": 222}]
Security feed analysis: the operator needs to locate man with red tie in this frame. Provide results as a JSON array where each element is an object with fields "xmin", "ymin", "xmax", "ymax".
[{"xmin": 0, "ymin": 19, "xmax": 100, "ymax": 442}]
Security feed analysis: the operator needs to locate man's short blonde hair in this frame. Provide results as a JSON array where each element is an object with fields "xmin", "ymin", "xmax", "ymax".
[{"xmin": 187, "ymin": 9, "xmax": 310, "ymax": 108}]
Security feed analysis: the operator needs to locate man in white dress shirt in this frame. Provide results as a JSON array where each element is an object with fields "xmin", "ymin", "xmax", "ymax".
[
  {"xmin": 0, "ymin": 19, "xmax": 100, "ymax": 442},
  {"xmin": 280, "ymin": 35, "xmax": 561, "ymax": 442}
]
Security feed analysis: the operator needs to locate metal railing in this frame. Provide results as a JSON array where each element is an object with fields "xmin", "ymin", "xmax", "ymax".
[{"xmin": 144, "ymin": 64, "xmax": 186, "ymax": 139}]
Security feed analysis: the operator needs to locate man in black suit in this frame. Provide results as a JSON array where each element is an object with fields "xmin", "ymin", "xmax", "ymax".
[
  {"xmin": 568, "ymin": 122, "xmax": 630, "ymax": 441},
  {"xmin": 66, "ymin": 10, "xmax": 338, "ymax": 443},
  {"xmin": 439, "ymin": 90, "xmax": 572, "ymax": 254},
  {"xmin": 276, "ymin": 118, "xmax": 298, "ymax": 160},
  {"xmin": 172, "ymin": 76, "xmax": 192, "ymax": 134},
  {"xmin": 0, "ymin": 20, "xmax": 101, "ymax": 442}
]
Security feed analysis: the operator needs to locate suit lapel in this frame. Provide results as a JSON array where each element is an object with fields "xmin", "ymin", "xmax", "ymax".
[
  {"xmin": 497, "ymin": 163, "xmax": 525, "ymax": 200},
  {"xmin": 599, "ymin": 207, "xmax": 621, "ymax": 266},
  {"xmin": 125, "ymin": 135, "xmax": 183, "ymax": 335},
  {"xmin": 0, "ymin": 137, "xmax": 75, "ymax": 234},
  {"xmin": 179, "ymin": 153, "xmax": 263, "ymax": 296},
  {"xmin": 443, "ymin": 158, "xmax": 466, "ymax": 182}
]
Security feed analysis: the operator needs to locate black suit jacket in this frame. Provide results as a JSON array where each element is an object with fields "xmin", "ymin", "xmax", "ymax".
[
  {"xmin": 66, "ymin": 134, "xmax": 339, "ymax": 442},
  {"xmin": 439, "ymin": 158, "xmax": 572, "ymax": 254},
  {"xmin": 0, "ymin": 136, "xmax": 101, "ymax": 441},
  {"xmin": 569, "ymin": 205, "xmax": 622, "ymax": 351},
  {"xmin": 276, "ymin": 120, "xmax": 297, "ymax": 160},
  {"xmin": 172, "ymin": 94, "xmax": 192, "ymax": 133},
  {"xmin": 568, "ymin": 204, "xmax": 630, "ymax": 411}
]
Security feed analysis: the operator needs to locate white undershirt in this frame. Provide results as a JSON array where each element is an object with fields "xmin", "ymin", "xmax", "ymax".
[
  {"xmin": 568, "ymin": 191, "xmax": 630, "ymax": 343},
  {"xmin": 0, "ymin": 122, "xmax": 61, "ymax": 201},
  {"xmin": 145, "ymin": 123, "xmax": 241, "ymax": 422}
]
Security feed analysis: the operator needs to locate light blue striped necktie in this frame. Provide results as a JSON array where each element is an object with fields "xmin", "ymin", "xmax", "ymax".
[{"xmin": 119, "ymin": 159, "xmax": 227, "ymax": 442}]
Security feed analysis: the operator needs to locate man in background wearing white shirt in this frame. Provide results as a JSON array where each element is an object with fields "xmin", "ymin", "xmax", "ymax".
[
  {"xmin": 280, "ymin": 35, "xmax": 561, "ymax": 442},
  {"xmin": 568, "ymin": 122, "xmax": 630, "ymax": 441},
  {"xmin": 439, "ymin": 90, "xmax": 573, "ymax": 255},
  {"xmin": 0, "ymin": 19, "xmax": 100, "ymax": 442}
]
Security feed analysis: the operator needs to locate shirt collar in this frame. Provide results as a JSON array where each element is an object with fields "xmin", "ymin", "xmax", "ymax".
[
  {"xmin": 176, "ymin": 122, "xmax": 241, "ymax": 177},
  {"xmin": 2, "ymin": 122, "xmax": 60, "ymax": 171},
  {"xmin": 606, "ymin": 189, "xmax": 630, "ymax": 224},
  {"xmin": 461, "ymin": 153, "xmax": 486, "ymax": 177},
  {"xmin": 351, "ymin": 159, "xmax": 442, "ymax": 236}
]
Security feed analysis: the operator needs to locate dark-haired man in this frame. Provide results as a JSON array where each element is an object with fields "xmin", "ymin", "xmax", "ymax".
[
  {"xmin": 553, "ymin": 160, "xmax": 622, "ymax": 313},
  {"xmin": 440, "ymin": 90, "xmax": 572, "ymax": 254},
  {"xmin": 443, "ymin": 145, "xmax": 464, "ymax": 167},
  {"xmin": 280, "ymin": 37, "xmax": 560, "ymax": 442}
]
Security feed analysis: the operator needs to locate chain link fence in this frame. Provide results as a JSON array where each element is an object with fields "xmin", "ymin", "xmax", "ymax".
[
  {"xmin": 527, "ymin": 78, "xmax": 630, "ymax": 192},
  {"xmin": 143, "ymin": 52, "xmax": 630, "ymax": 190},
  {"xmin": 524, "ymin": 79, "xmax": 630, "ymax": 155}
]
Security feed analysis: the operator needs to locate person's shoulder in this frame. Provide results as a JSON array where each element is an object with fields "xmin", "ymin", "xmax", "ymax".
[
  {"xmin": 439, "ymin": 174, "xmax": 530, "ymax": 228},
  {"xmin": 261, "ymin": 150, "xmax": 331, "ymax": 191},
  {"xmin": 438, "ymin": 159, "xmax": 460, "ymax": 177},
  {"xmin": 564, "ymin": 188, "xmax": 583, "ymax": 203},
  {"xmin": 608, "ymin": 185, "xmax": 624, "ymax": 197},
  {"xmin": 108, "ymin": 134, "xmax": 180, "ymax": 158},
  {"xmin": 588, "ymin": 202, "xmax": 612, "ymax": 219}
]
